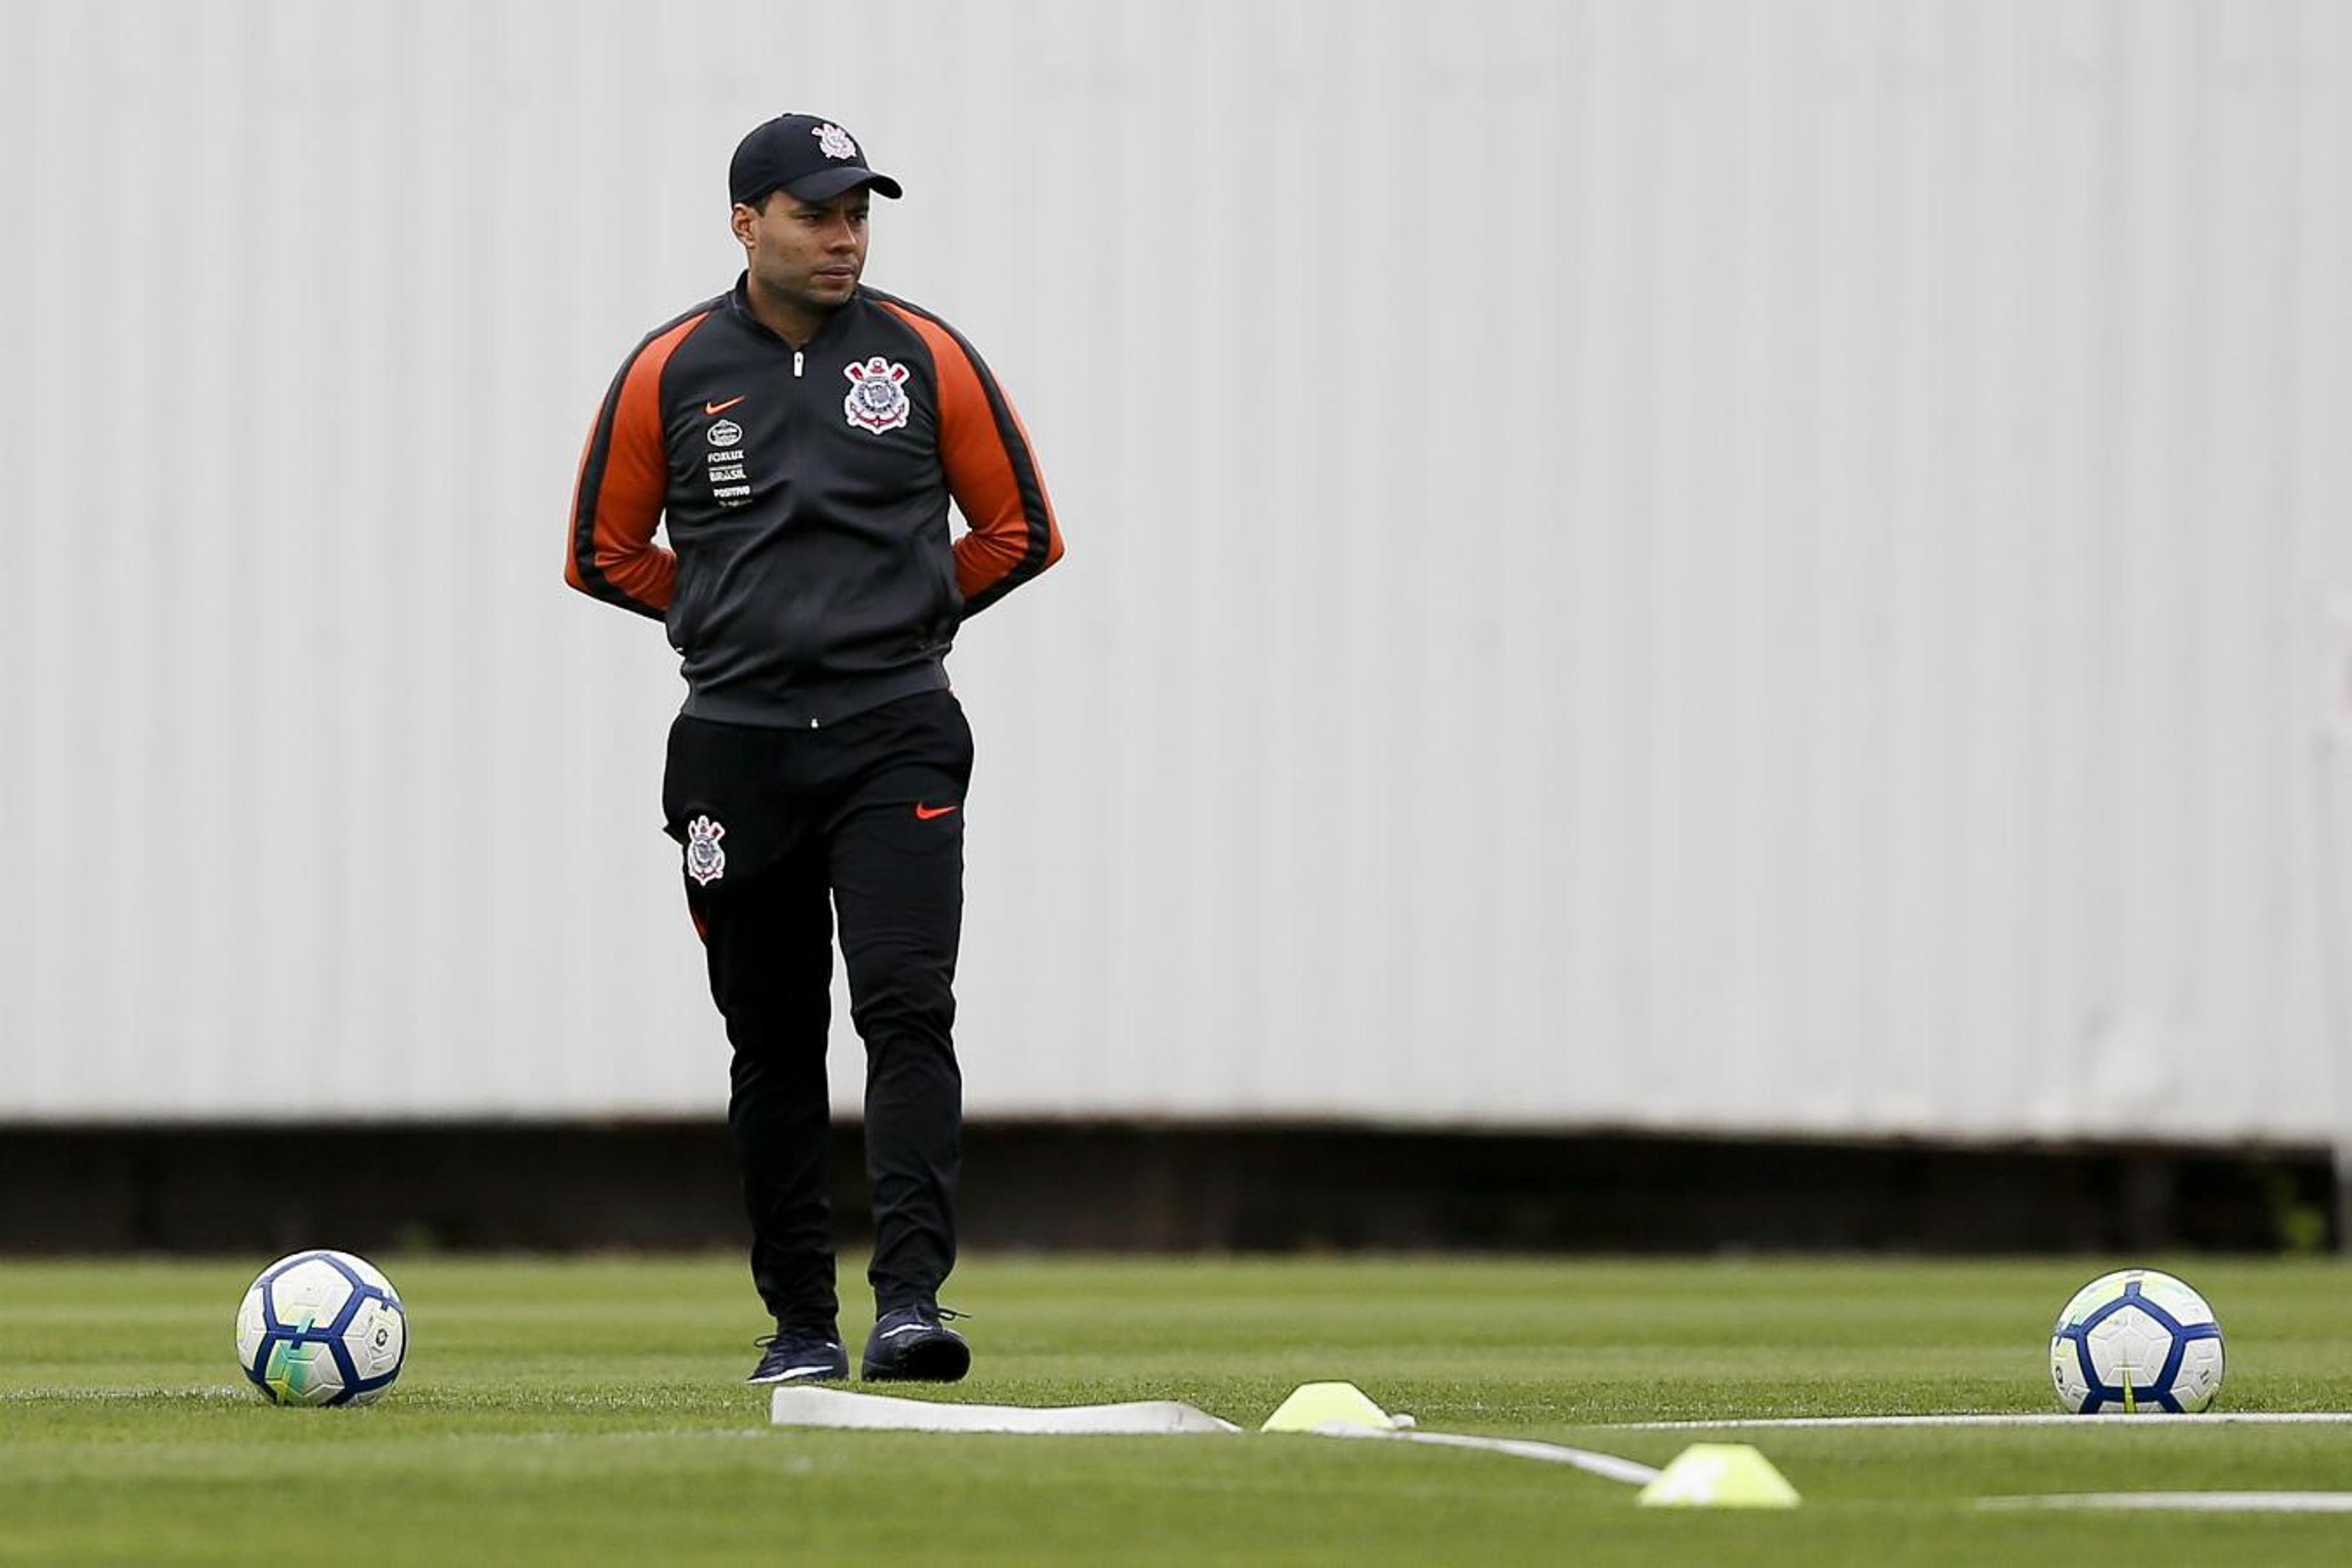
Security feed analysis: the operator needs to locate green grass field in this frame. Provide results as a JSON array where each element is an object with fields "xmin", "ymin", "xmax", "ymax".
[{"xmin": 5, "ymin": 1254, "xmax": 2351, "ymax": 1565}]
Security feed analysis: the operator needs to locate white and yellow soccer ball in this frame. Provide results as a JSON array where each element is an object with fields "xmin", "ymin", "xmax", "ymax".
[
  {"xmin": 2049, "ymin": 1267, "xmax": 2225, "ymax": 1415},
  {"xmin": 235, "ymin": 1250, "xmax": 408, "ymax": 1407}
]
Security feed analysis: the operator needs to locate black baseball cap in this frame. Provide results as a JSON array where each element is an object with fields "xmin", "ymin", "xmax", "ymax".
[{"xmin": 729, "ymin": 114, "xmax": 903, "ymax": 207}]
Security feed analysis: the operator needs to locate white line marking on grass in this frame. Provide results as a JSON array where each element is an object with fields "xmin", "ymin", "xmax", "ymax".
[
  {"xmin": 0, "ymin": 1387, "xmax": 251, "ymax": 1403},
  {"xmin": 1604, "ymin": 1412, "xmax": 2352, "ymax": 1431},
  {"xmin": 1312, "ymin": 1423, "xmax": 1662, "ymax": 1486},
  {"xmin": 1981, "ymin": 1492, "xmax": 2352, "ymax": 1513},
  {"xmin": 464, "ymin": 1428, "xmax": 774, "ymax": 1443}
]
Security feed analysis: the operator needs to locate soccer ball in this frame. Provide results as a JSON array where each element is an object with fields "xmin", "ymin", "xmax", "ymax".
[
  {"xmin": 235, "ymin": 1250, "xmax": 408, "ymax": 1407},
  {"xmin": 2048, "ymin": 1267, "xmax": 2225, "ymax": 1415}
]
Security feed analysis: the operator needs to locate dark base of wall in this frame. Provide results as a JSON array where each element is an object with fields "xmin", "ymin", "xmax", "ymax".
[{"xmin": 0, "ymin": 1121, "xmax": 2335, "ymax": 1256}]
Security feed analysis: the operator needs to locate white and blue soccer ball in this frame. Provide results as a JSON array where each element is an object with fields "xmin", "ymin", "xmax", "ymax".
[
  {"xmin": 2049, "ymin": 1267, "xmax": 2225, "ymax": 1415},
  {"xmin": 235, "ymin": 1250, "xmax": 408, "ymax": 1407}
]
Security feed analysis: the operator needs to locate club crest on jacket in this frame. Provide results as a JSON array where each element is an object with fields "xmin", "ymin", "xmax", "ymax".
[{"xmin": 843, "ymin": 356, "xmax": 913, "ymax": 434}]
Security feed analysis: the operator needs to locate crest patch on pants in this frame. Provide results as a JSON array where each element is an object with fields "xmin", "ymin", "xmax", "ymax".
[{"xmin": 685, "ymin": 814, "xmax": 728, "ymax": 885}]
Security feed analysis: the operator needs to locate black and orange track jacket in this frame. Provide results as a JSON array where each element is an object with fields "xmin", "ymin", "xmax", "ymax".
[{"xmin": 566, "ymin": 276, "xmax": 1063, "ymax": 728}]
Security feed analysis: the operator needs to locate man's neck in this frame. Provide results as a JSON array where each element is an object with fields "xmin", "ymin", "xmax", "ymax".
[{"xmin": 745, "ymin": 275, "xmax": 829, "ymax": 348}]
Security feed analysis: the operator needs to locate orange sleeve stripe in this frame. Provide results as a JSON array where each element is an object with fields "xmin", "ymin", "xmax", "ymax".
[
  {"xmin": 566, "ymin": 311, "xmax": 709, "ymax": 617},
  {"xmin": 876, "ymin": 300, "xmax": 1063, "ymax": 613}
]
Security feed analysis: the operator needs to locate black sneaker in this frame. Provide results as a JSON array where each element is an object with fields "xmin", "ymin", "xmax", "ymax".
[
  {"xmin": 859, "ymin": 1304, "xmax": 971, "ymax": 1382},
  {"xmin": 746, "ymin": 1327, "xmax": 849, "ymax": 1385}
]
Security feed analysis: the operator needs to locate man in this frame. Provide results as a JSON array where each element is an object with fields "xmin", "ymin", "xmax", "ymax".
[{"xmin": 565, "ymin": 113, "xmax": 1063, "ymax": 1385}]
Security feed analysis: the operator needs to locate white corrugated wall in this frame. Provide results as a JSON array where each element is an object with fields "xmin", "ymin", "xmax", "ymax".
[{"xmin": 2, "ymin": 0, "xmax": 2347, "ymax": 1138}]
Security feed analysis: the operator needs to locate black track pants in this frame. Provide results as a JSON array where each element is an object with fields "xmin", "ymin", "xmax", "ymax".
[{"xmin": 663, "ymin": 691, "xmax": 973, "ymax": 1329}]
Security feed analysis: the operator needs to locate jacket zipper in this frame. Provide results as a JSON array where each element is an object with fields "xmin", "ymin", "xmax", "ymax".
[{"xmin": 794, "ymin": 350, "xmax": 804, "ymax": 378}]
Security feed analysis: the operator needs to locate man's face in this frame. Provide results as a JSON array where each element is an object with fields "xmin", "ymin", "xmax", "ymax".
[{"xmin": 734, "ymin": 186, "xmax": 872, "ymax": 324}]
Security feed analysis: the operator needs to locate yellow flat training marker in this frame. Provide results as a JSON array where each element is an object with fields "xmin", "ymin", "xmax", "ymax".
[
  {"xmin": 1637, "ymin": 1443, "xmax": 1801, "ymax": 1509},
  {"xmin": 1260, "ymin": 1381, "xmax": 1401, "ymax": 1433}
]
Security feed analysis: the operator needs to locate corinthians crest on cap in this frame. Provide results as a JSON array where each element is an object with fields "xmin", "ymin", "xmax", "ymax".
[
  {"xmin": 812, "ymin": 122, "xmax": 859, "ymax": 160},
  {"xmin": 842, "ymin": 356, "xmax": 912, "ymax": 434},
  {"xmin": 685, "ymin": 814, "xmax": 727, "ymax": 885}
]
